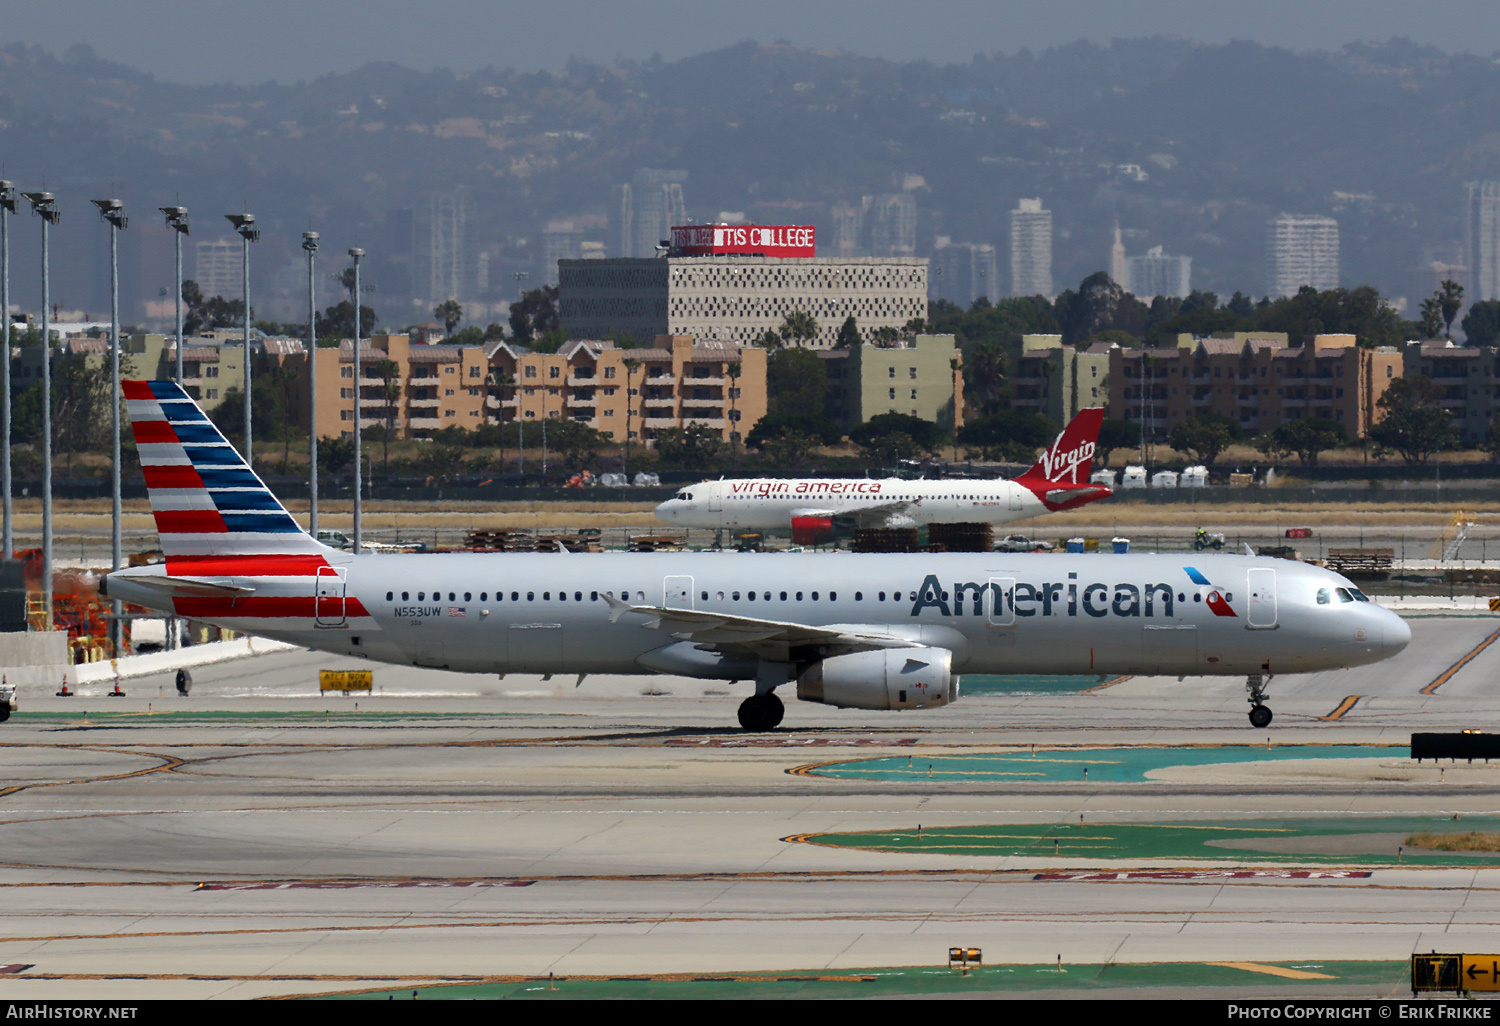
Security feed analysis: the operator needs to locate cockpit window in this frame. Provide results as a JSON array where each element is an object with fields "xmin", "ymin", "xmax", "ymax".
[
  {"xmin": 1335, "ymin": 587, "xmax": 1354, "ymax": 603},
  {"xmin": 1348, "ymin": 588, "xmax": 1370, "ymax": 602},
  {"xmin": 1316, "ymin": 588, "xmax": 1330, "ymax": 605}
]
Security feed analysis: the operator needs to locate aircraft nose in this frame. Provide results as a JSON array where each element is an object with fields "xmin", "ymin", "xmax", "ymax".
[
  {"xmin": 654, "ymin": 500, "xmax": 676, "ymax": 522},
  {"xmin": 1383, "ymin": 612, "xmax": 1411, "ymax": 657}
]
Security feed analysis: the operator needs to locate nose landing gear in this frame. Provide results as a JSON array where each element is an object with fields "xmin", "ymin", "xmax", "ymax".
[{"xmin": 1246, "ymin": 673, "xmax": 1273, "ymax": 728}]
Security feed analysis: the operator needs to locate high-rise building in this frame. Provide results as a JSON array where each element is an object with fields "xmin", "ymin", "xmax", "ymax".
[
  {"xmin": 412, "ymin": 189, "xmax": 470, "ymax": 306},
  {"xmin": 1009, "ymin": 198, "xmax": 1053, "ymax": 298},
  {"xmin": 863, "ymin": 193, "xmax": 918, "ymax": 257},
  {"xmin": 830, "ymin": 202, "xmax": 864, "ymax": 258},
  {"xmin": 1265, "ymin": 213, "xmax": 1339, "ymax": 298},
  {"xmin": 608, "ymin": 184, "xmax": 634, "ymax": 259},
  {"xmin": 1463, "ymin": 181, "xmax": 1500, "ymax": 302},
  {"xmin": 192, "ymin": 239, "xmax": 241, "ymax": 301},
  {"xmin": 931, "ymin": 238, "xmax": 998, "ymax": 308},
  {"xmin": 1125, "ymin": 246, "xmax": 1192, "ymax": 300},
  {"xmin": 1109, "ymin": 220, "xmax": 1126, "ymax": 287},
  {"xmin": 540, "ymin": 221, "xmax": 585, "ymax": 287},
  {"xmin": 613, "ymin": 169, "xmax": 688, "ymax": 259}
]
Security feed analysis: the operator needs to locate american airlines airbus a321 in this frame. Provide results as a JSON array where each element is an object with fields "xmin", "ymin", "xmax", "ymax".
[
  {"xmin": 104, "ymin": 382, "xmax": 1409, "ymax": 731},
  {"xmin": 654, "ymin": 408, "xmax": 1112, "ymax": 543}
]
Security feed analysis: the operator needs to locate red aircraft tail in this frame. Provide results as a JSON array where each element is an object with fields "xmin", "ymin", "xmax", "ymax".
[{"xmin": 1017, "ymin": 407, "xmax": 1105, "ymax": 485}]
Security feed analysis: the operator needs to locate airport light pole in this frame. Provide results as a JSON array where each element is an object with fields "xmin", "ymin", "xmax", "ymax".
[
  {"xmin": 159, "ymin": 207, "xmax": 189, "ymax": 382},
  {"xmin": 348, "ymin": 247, "xmax": 364, "ymax": 554},
  {"xmin": 0, "ymin": 182, "xmax": 16, "ymax": 561},
  {"xmin": 22, "ymin": 192, "xmax": 59, "ymax": 631},
  {"xmin": 303, "ymin": 232, "xmax": 319, "ymax": 537},
  {"xmin": 93, "ymin": 199, "xmax": 128, "ymax": 657},
  {"xmin": 225, "ymin": 213, "xmax": 258, "ymax": 464}
]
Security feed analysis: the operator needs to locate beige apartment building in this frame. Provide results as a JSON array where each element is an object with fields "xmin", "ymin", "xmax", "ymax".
[
  {"xmin": 1108, "ymin": 333, "xmax": 1402, "ymax": 440},
  {"xmin": 276, "ymin": 333, "xmax": 768, "ymax": 446},
  {"xmin": 24, "ymin": 332, "xmax": 249, "ymax": 415},
  {"xmin": 1402, "ymin": 341, "xmax": 1500, "ymax": 443},
  {"xmin": 486, "ymin": 335, "xmax": 768, "ymax": 444},
  {"xmin": 1008, "ymin": 333, "xmax": 1113, "ymax": 425},
  {"xmin": 820, "ymin": 334, "xmax": 965, "ymax": 431}
]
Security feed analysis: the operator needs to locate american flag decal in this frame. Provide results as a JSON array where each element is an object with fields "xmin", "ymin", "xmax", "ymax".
[{"xmin": 448, "ymin": 607, "xmax": 466, "ymax": 617}]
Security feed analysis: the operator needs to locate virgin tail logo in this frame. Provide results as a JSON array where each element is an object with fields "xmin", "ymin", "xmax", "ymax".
[{"xmin": 1019, "ymin": 408, "xmax": 1105, "ymax": 485}]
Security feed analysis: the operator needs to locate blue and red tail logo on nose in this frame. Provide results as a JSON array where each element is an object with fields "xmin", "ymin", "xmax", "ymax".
[{"xmin": 1184, "ymin": 566, "xmax": 1237, "ymax": 617}]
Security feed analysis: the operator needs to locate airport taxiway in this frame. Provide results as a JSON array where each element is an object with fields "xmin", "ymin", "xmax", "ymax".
[{"xmin": 0, "ymin": 615, "xmax": 1498, "ymax": 998}]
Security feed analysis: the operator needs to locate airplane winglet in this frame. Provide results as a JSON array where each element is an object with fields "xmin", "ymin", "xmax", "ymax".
[{"xmin": 1243, "ymin": 542, "xmax": 1255, "ymax": 556}]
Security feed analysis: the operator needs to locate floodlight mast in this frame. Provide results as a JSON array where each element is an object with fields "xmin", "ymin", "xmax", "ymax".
[
  {"xmin": 348, "ymin": 247, "xmax": 364, "ymax": 554},
  {"xmin": 303, "ymin": 231, "xmax": 320, "ymax": 536},
  {"xmin": 226, "ymin": 213, "xmax": 258, "ymax": 464},
  {"xmin": 0, "ymin": 182, "xmax": 16, "ymax": 562},
  {"xmin": 159, "ymin": 206, "xmax": 189, "ymax": 383},
  {"xmin": 92, "ymin": 199, "xmax": 129, "ymax": 657},
  {"xmin": 22, "ymin": 192, "xmax": 59, "ymax": 631}
]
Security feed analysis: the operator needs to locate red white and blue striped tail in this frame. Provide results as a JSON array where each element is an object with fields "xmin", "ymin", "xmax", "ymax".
[{"xmin": 125, "ymin": 380, "xmax": 326, "ymax": 558}]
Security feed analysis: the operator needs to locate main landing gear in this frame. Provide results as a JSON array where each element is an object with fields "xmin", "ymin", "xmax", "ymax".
[
  {"xmin": 737, "ymin": 692, "xmax": 784, "ymax": 731},
  {"xmin": 1246, "ymin": 673, "xmax": 1273, "ymax": 728}
]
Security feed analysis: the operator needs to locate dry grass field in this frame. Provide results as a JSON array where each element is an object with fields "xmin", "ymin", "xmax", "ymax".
[{"xmin": 8, "ymin": 497, "xmax": 1498, "ymax": 536}]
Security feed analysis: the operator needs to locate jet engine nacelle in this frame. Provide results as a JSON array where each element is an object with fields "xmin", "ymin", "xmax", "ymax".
[
  {"xmin": 790, "ymin": 516, "xmax": 834, "ymax": 546},
  {"xmin": 796, "ymin": 647, "xmax": 957, "ymax": 710}
]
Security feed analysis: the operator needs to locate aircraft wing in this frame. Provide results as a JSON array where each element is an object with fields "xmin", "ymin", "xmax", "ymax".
[
  {"xmin": 603, "ymin": 594, "xmax": 916, "ymax": 657},
  {"xmin": 787, "ymin": 506, "xmax": 837, "ymax": 520},
  {"xmin": 849, "ymin": 499, "xmax": 913, "ymax": 518}
]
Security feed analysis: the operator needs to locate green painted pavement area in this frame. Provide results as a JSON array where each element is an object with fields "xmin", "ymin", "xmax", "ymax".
[
  {"xmin": 806, "ymin": 744, "xmax": 1402, "ymax": 783},
  {"xmin": 804, "ymin": 815, "xmax": 1500, "ymax": 866},
  {"xmin": 319, "ymin": 960, "xmax": 1407, "ymax": 999},
  {"xmin": 960, "ymin": 674, "xmax": 1099, "ymax": 695}
]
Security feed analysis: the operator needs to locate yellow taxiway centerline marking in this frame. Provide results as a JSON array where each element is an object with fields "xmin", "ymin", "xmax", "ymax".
[
  {"xmin": 1422, "ymin": 626, "xmax": 1500, "ymax": 694},
  {"xmin": 1318, "ymin": 695, "xmax": 1362, "ymax": 721}
]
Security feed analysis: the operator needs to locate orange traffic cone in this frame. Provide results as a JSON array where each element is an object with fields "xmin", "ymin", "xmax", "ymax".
[{"xmin": 56, "ymin": 675, "xmax": 72, "ymax": 697}]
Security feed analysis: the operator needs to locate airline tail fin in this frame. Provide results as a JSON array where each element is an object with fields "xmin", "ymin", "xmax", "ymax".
[
  {"xmin": 1017, "ymin": 407, "xmax": 1105, "ymax": 485},
  {"xmin": 124, "ymin": 380, "xmax": 328, "ymax": 559}
]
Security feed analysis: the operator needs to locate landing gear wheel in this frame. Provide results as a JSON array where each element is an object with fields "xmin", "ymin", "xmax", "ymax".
[
  {"xmin": 1248, "ymin": 704, "xmax": 1273, "ymax": 729},
  {"xmin": 737, "ymin": 692, "xmax": 784, "ymax": 732}
]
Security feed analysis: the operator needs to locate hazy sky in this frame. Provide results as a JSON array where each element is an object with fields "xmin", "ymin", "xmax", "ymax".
[{"xmin": 4, "ymin": 0, "xmax": 1500, "ymax": 85}]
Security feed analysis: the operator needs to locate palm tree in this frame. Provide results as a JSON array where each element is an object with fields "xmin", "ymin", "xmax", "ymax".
[
  {"xmin": 622, "ymin": 357, "xmax": 641, "ymax": 472},
  {"xmin": 963, "ymin": 341, "xmax": 1006, "ymax": 415},
  {"xmin": 375, "ymin": 358, "xmax": 402, "ymax": 473},
  {"xmin": 1438, "ymin": 279, "xmax": 1464, "ymax": 339},
  {"xmin": 433, "ymin": 299, "xmax": 463, "ymax": 336},
  {"xmin": 488, "ymin": 366, "xmax": 516, "ymax": 473},
  {"xmin": 778, "ymin": 311, "xmax": 818, "ymax": 348},
  {"xmin": 726, "ymin": 359, "xmax": 742, "ymax": 459}
]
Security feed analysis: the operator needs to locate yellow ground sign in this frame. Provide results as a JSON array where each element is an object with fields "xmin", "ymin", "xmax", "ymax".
[
  {"xmin": 319, "ymin": 670, "xmax": 372, "ymax": 692},
  {"xmin": 1461, "ymin": 955, "xmax": 1500, "ymax": 992}
]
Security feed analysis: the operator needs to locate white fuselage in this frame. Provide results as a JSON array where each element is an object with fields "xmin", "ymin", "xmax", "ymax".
[
  {"xmin": 106, "ymin": 552, "xmax": 1408, "ymax": 681},
  {"xmin": 654, "ymin": 478, "xmax": 1048, "ymax": 530}
]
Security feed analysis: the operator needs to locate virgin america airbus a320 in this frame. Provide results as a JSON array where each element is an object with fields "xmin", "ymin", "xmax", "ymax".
[
  {"xmin": 653, "ymin": 408, "xmax": 1112, "ymax": 543},
  {"xmin": 104, "ymin": 383, "xmax": 1408, "ymax": 731}
]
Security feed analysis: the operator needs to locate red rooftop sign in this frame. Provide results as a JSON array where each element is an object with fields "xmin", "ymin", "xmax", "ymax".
[{"xmin": 671, "ymin": 224, "xmax": 816, "ymax": 258}]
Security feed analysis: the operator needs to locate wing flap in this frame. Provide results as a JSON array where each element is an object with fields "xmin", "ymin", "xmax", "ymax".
[{"xmin": 604, "ymin": 593, "xmax": 917, "ymax": 653}]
